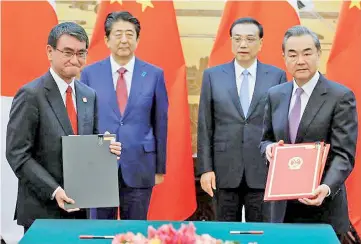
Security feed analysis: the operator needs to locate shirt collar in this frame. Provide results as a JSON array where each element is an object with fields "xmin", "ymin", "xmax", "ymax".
[
  {"xmin": 292, "ymin": 71, "xmax": 320, "ymax": 97},
  {"xmin": 110, "ymin": 55, "xmax": 135, "ymax": 75},
  {"xmin": 49, "ymin": 67, "xmax": 75, "ymax": 96},
  {"xmin": 234, "ymin": 59, "xmax": 258, "ymax": 78}
]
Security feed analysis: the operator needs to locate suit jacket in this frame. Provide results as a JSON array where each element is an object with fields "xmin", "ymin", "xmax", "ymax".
[
  {"xmin": 260, "ymin": 73, "xmax": 358, "ymax": 233},
  {"xmin": 6, "ymin": 71, "xmax": 98, "ymax": 227},
  {"xmin": 197, "ymin": 60, "xmax": 287, "ymax": 189},
  {"xmin": 80, "ymin": 57, "xmax": 168, "ymax": 188}
]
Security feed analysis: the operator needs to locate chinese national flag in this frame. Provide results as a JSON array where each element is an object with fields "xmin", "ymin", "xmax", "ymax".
[
  {"xmin": 209, "ymin": 0, "xmax": 301, "ymax": 70},
  {"xmin": 326, "ymin": 0, "xmax": 361, "ymax": 236},
  {"xmin": 87, "ymin": 0, "xmax": 196, "ymax": 220}
]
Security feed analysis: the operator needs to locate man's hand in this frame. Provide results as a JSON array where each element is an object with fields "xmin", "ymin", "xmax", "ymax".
[
  {"xmin": 109, "ymin": 141, "xmax": 122, "ymax": 160},
  {"xmin": 104, "ymin": 131, "xmax": 122, "ymax": 160},
  {"xmin": 55, "ymin": 188, "xmax": 79, "ymax": 212},
  {"xmin": 200, "ymin": 171, "xmax": 216, "ymax": 197},
  {"xmin": 265, "ymin": 140, "xmax": 284, "ymax": 163},
  {"xmin": 298, "ymin": 184, "xmax": 329, "ymax": 206},
  {"xmin": 155, "ymin": 174, "xmax": 165, "ymax": 185}
]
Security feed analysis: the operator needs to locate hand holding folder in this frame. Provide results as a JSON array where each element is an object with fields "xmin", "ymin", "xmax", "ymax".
[
  {"xmin": 264, "ymin": 142, "xmax": 330, "ymax": 201},
  {"xmin": 62, "ymin": 134, "xmax": 120, "ymax": 209}
]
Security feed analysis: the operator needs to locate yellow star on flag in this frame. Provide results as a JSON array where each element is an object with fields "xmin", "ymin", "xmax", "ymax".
[
  {"xmin": 349, "ymin": 0, "xmax": 360, "ymax": 9},
  {"xmin": 136, "ymin": 0, "xmax": 154, "ymax": 12},
  {"xmin": 110, "ymin": 0, "xmax": 122, "ymax": 4}
]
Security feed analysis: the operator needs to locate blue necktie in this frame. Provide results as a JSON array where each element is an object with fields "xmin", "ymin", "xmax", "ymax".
[{"xmin": 240, "ymin": 69, "xmax": 250, "ymax": 117}]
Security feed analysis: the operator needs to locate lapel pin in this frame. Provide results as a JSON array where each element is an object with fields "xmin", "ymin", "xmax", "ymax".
[
  {"xmin": 82, "ymin": 97, "xmax": 87, "ymax": 103},
  {"xmin": 141, "ymin": 71, "xmax": 147, "ymax": 77}
]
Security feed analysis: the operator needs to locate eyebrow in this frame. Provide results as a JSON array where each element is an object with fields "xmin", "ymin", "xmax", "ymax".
[
  {"xmin": 303, "ymin": 48, "xmax": 313, "ymax": 52},
  {"xmin": 287, "ymin": 48, "xmax": 313, "ymax": 53},
  {"xmin": 62, "ymin": 47, "xmax": 87, "ymax": 52},
  {"xmin": 114, "ymin": 29, "xmax": 135, "ymax": 33},
  {"xmin": 233, "ymin": 34, "xmax": 257, "ymax": 37}
]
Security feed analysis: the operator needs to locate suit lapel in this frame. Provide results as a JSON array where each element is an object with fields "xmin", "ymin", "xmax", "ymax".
[
  {"xmin": 223, "ymin": 61, "xmax": 244, "ymax": 118},
  {"xmin": 75, "ymin": 81, "xmax": 88, "ymax": 135},
  {"xmin": 44, "ymin": 71, "xmax": 73, "ymax": 135},
  {"xmin": 101, "ymin": 58, "xmax": 122, "ymax": 119},
  {"xmin": 279, "ymin": 83, "xmax": 293, "ymax": 143},
  {"xmin": 122, "ymin": 58, "xmax": 145, "ymax": 120},
  {"xmin": 295, "ymin": 75, "xmax": 328, "ymax": 143},
  {"xmin": 247, "ymin": 61, "xmax": 269, "ymax": 118}
]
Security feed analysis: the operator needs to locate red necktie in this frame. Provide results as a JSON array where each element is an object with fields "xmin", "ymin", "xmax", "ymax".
[
  {"xmin": 116, "ymin": 67, "xmax": 128, "ymax": 115},
  {"xmin": 66, "ymin": 86, "xmax": 78, "ymax": 134}
]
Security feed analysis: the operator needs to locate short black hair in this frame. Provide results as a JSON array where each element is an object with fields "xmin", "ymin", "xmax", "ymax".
[
  {"xmin": 229, "ymin": 17, "xmax": 264, "ymax": 39},
  {"xmin": 104, "ymin": 11, "xmax": 141, "ymax": 39},
  {"xmin": 48, "ymin": 22, "xmax": 89, "ymax": 49},
  {"xmin": 282, "ymin": 25, "xmax": 321, "ymax": 52}
]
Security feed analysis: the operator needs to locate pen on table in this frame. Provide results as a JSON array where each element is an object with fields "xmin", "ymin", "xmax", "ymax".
[
  {"xmin": 230, "ymin": 230, "xmax": 264, "ymax": 234},
  {"xmin": 79, "ymin": 235, "xmax": 115, "ymax": 239}
]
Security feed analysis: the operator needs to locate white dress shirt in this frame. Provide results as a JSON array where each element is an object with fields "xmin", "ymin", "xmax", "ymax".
[
  {"xmin": 289, "ymin": 71, "xmax": 319, "ymax": 117},
  {"xmin": 49, "ymin": 68, "xmax": 77, "ymax": 199},
  {"xmin": 110, "ymin": 55, "xmax": 135, "ymax": 95},
  {"xmin": 234, "ymin": 59, "xmax": 257, "ymax": 104},
  {"xmin": 49, "ymin": 68, "xmax": 77, "ymax": 111},
  {"xmin": 289, "ymin": 71, "xmax": 331, "ymax": 196}
]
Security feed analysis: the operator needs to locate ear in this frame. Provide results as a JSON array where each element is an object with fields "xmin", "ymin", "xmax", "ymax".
[
  {"xmin": 316, "ymin": 49, "xmax": 322, "ymax": 65},
  {"xmin": 259, "ymin": 38, "xmax": 263, "ymax": 50},
  {"xmin": 46, "ymin": 45, "xmax": 54, "ymax": 61},
  {"xmin": 282, "ymin": 52, "xmax": 288, "ymax": 65},
  {"xmin": 134, "ymin": 37, "xmax": 140, "ymax": 49},
  {"xmin": 104, "ymin": 35, "xmax": 110, "ymax": 48}
]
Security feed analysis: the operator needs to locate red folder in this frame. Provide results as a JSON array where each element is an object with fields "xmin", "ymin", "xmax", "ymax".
[{"xmin": 264, "ymin": 142, "xmax": 330, "ymax": 201}]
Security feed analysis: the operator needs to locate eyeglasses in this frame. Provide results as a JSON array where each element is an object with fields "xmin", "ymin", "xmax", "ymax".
[
  {"xmin": 231, "ymin": 36, "xmax": 259, "ymax": 44},
  {"xmin": 56, "ymin": 48, "xmax": 88, "ymax": 59}
]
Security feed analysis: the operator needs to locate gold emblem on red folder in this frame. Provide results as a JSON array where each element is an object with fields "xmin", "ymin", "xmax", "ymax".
[{"xmin": 288, "ymin": 157, "xmax": 303, "ymax": 170}]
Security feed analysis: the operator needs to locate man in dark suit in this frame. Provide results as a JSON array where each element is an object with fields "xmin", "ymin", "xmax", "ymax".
[
  {"xmin": 80, "ymin": 11, "xmax": 168, "ymax": 220},
  {"xmin": 197, "ymin": 17, "xmax": 287, "ymax": 222},
  {"xmin": 5, "ymin": 22, "xmax": 121, "ymax": 233},
  {"xmin": 260, "ymin": 25, "xmax": 358, "ymax": 236}
]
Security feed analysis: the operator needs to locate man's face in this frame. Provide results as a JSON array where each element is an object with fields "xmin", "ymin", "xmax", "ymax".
[
  {"xmin": 231, "ymin": 23, "xmax": 263, "ymax": 64},
  {"xmin": 47, "ymin": 34, "xmax": 87, "ymax": 82},
  {"xmin": 105, "ymin": 20, "xmax": 139, "ymax": 60},
  {"xmin": 283, "ymin": 34, "xmax": 320, "ymax": 84}
]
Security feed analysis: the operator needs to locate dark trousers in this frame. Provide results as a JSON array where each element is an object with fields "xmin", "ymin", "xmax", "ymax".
[
  {"xmin": 23, "ymin": 209, "xmax": 87, "ymax": 234},
  {"xmin": 284, "ymin": 200, "xmax": 346, "ymax": 241},
  {"xmin": 215, "ymin": 176, "xmax": 269, "ymax": 222},
  {"xmin": 91, "ymin": 168, "xmax": 153, "ymax": 220},
  {"xmin": 284, "ymin": 200, "xmax": 324, "ymax": 224}
]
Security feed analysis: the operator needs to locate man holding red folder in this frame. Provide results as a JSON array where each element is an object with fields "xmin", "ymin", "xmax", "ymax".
[{"xmin": 260, "ymin": 26, "xmax": 358, "ymax": 238}]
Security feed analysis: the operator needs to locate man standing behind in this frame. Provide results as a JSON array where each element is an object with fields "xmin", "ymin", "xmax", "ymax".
[
  {"xmin": 80, "ymin": 11, "xmax": 168, "ymax": 220},
  {"xmin": 197, "ymin": 17, "xmax": 287, "ymax": 222},
  {"xmin": 6, "ymin": 22, "xmax": 121, "ymax": 233},
  {"xmin": 260, "ymin": 26, "xmax": 357, "ymax": 237}
]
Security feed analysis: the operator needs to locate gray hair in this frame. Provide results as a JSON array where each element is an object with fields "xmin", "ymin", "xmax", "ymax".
[
  {"xmin": 48, "ymin": 22, "xmax": 89, "ymax": 49},
  {"xmin": 282, "ymin": 25, "xmax": 321, "ymax": 52}
]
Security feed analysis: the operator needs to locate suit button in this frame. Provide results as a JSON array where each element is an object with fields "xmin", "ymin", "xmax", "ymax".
[{"xmin": 120, "ymin": 122, "xmax": 124, "ymax": 126}]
